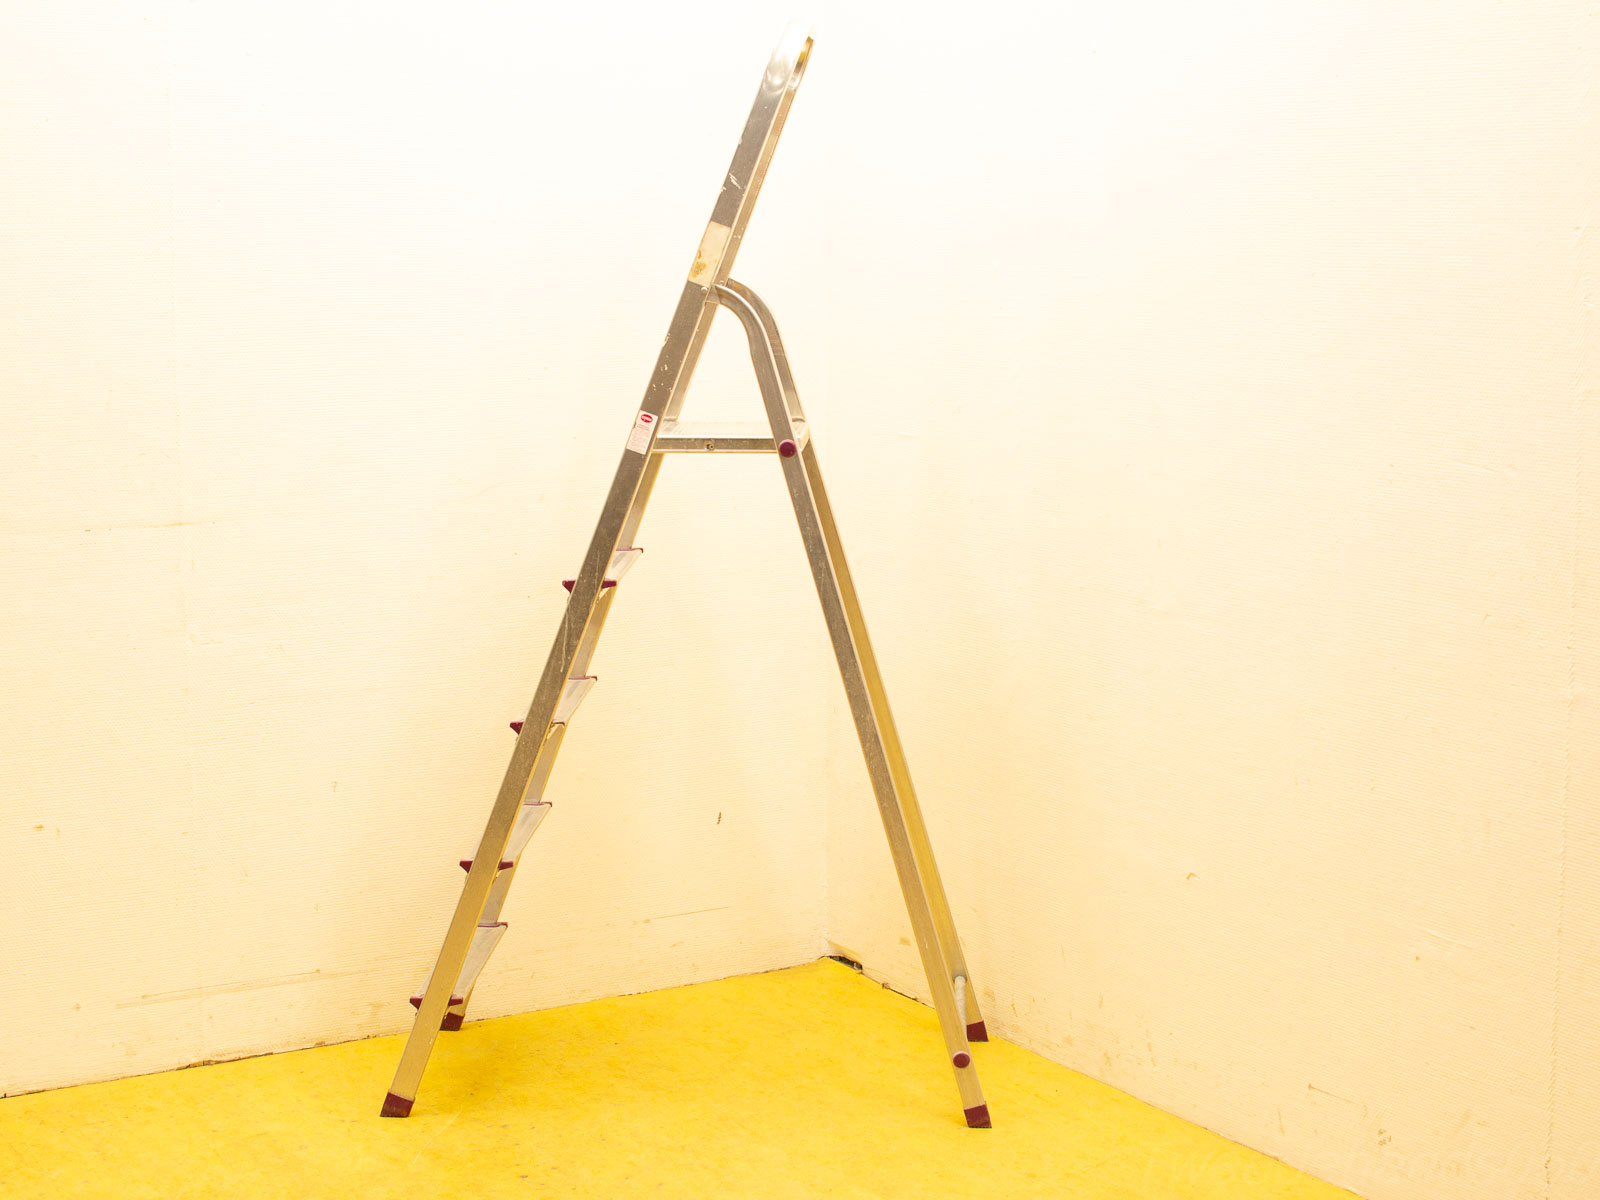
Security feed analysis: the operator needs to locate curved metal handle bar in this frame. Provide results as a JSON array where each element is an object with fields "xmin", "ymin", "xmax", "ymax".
[
  {"xmin": 717, "ymin": 280, "xmax": 806, "ymax": 421},
  {"xmin": 712, "ymin": 279, "xmax": 993, "ymax": 1125},
  {"xmin": 712, "ymin": 283, "xmax": 804, "ymax": 437}
]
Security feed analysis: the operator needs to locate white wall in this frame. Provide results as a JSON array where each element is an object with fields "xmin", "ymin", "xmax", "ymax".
[
  {"xmin": 1, "ymin": 3, "xmax": 830, "ymax": 1097},
  {"xmin": 815, "ymin": 5, "xmax": 1600, "ymax": 1200},
  {"xmin": 5, "ymin": 5, "xmax": 1598, "ymax": 1200}
]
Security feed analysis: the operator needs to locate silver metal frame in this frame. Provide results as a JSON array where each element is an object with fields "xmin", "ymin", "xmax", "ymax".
[{"xmin": 381, "ymin": 25, "xmax": 992, "ymax": 1129}]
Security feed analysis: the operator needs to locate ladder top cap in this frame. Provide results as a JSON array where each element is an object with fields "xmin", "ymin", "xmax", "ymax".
[{"xmin": 765, "ymin": 24, "xmax": 813, "ymax": 93}]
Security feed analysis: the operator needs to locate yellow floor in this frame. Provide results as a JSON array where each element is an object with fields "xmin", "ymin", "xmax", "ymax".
[{"xmin": 2, "ymin": 960, "xmax": 1355, "ymax": 1199}]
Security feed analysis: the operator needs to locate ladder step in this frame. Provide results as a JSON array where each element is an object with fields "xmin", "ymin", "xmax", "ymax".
[
  {"xmin": 653, "ymin": 419, "xmax": 808, "ymax": 454},
  {"xmin": 563, "ymin": 546, "xmax": 643, "ymax": 592},
  {"xmin": 555, "ymin": 676, "xmax": 595, "ymax": 723},
  {"xmin": 460, "ymin": 801, "xmax": 551, "ymax": 871},
  {"xmin": 510, "ymin": 676, "xmax": 596, "ymax": 733},
  {"xmin": 410, "ymin": 922, "xmax": 508, "ymax": 1009}
]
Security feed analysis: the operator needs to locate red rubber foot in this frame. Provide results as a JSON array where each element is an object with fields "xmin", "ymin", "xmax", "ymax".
[
  {"xmin": 381, "ymin": 1092, "xmax": 414, "ymax": 1118},
  {"xmin": 964, "ymin": 1103, "xmax": 992, "ymax": 1129},
  {"xmin": 966, "ymin": 1020, "xmax": 988, "ymax": 1042},
  {"xmin": 440, "ymin": 1012, "xmax": 464, "ymax": 1032},
  {"xmin": 509, "ymin": 720, "xmax": 523, "ymax": 734}
]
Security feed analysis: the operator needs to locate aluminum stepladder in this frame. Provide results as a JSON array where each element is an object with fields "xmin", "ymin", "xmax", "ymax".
[{"xmin": 380, "ymin": 24, "xmax": 993, "ymax": 1129}]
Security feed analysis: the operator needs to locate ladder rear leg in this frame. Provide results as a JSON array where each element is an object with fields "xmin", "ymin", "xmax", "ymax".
[
  {"xmin": 724, "ymin": 280, "xmax": 990, "ymax": 1043},
  {"xmin": 715, "ymin": 281, "xmax": 990, "ymax": 1126},
  {"xmin": 802, "ymin": 448, "xmax": 988, "ymax": 1041},
  {"xmin": 793, "ymin": 456, "xmax": 990, "ymax": 1124}
]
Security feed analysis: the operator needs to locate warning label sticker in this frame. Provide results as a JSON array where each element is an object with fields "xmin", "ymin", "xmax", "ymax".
[{"xmin": 625, "ymin": 410, "xmax": 657, "ymax": 455}]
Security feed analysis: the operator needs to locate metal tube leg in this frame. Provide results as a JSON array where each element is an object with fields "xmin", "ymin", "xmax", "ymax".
[
  {"xmin": 715, "ymin": 282, "xmax": 990, "ymax": 1127},
  {"xmin": 797, "ymin": 443, "xmax": 988, "ymax": 1041},
  {"xmin": 792, "ymin": 446, "xmax": 989, "ymax": 1125},
  {"xmin": 722, "ymin": 280, "xmax": 990, "ymax": 1043},
  {"xmin": 726, "ymin": 281, "xmax": 988, "ymax": 1042}
]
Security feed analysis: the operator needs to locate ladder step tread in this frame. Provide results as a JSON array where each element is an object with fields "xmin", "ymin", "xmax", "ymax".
[
  {"xmin": 562, "ymin": 546, "xmax": 643, "ymax": 592},
  {"xmin": 460, "ymin": 801, "xmax": 551, "ymax": 871},
  {"xmin": 409, "ymin": 922, "xmax": 508, "ymax": 1009},
  {"xmin": 510, "ymin": 676, "xmax": 595, "ymax": 734},
  {"xmin": 553, "ymin": 676, "xmax": 595, "ymax": 724}
]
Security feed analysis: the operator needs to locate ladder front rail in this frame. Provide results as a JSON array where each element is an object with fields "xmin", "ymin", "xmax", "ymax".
[
  {"xmin": 444, "ymin": 576, "xmax": 626, "ymax": 1027},
  {"xmin": 381, "ymin": 28, "xmax": 812, "ymax": 1119},
  {"xmin": 386, "ymin": 419, "xmax": 673, "ymax": 1112}
]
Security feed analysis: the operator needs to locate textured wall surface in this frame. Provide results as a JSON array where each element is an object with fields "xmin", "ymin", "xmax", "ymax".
[
  {"xmin": 4, "ymin": 5, "xmax": 1598, "ymax": 1200},
  {"xmin": 1, "ymin": 4, "xmax": 831, "ymax": 1098},
  {"xmin": 816, "ymin": 5, "xmax": 1600, "ymax": 1200}
]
